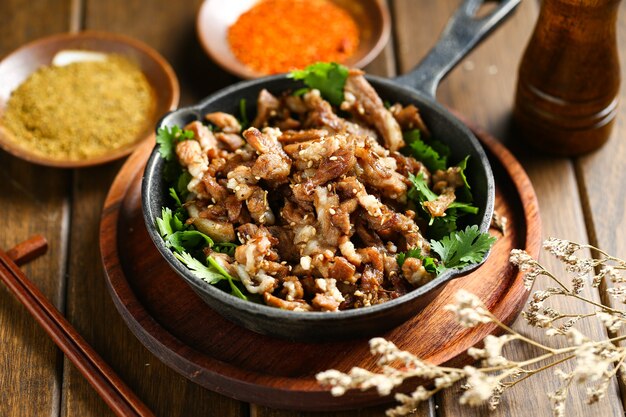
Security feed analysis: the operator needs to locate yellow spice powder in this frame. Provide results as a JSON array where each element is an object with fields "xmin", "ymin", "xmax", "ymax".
[{"xmin": 1, "ymin": 54, "xmax": 155, "ymax": 161}]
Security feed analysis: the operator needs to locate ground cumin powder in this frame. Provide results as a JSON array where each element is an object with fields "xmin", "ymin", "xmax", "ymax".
[
  {"xmin": 228, "ymin": 0, "xmax": 359, "ymax": 75},
  {"xmin": 1, "ymin": 54, "xmax": 154, "ymax": 161}
]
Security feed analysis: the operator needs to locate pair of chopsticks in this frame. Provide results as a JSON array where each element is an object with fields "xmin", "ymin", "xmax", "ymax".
[{"xmin": 0, "ymin": 236, "xmax": 155, "ymax": 417}]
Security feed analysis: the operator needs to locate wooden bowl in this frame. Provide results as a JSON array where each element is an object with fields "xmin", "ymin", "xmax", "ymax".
[
  {"xmin": 0, "ymin": 31, "xmax": 179, "ymax": 168},
  {"xmin": 196, "ymin": 0, "xmax": 391, "ymax": 79}
]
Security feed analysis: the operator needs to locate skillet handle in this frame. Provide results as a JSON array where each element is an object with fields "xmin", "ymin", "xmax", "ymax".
[{"xmin": 394, "ymin": 0, "xmax": 520, "ymax": 98}]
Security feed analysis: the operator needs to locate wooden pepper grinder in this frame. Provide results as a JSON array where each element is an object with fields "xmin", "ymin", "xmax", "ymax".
[{"xmin": 514, "ymin": 0, "xmax": 621, "ymax": 155}]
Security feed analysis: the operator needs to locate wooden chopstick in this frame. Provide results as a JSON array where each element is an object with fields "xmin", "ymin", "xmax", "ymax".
[
  {"xmin": 0, "ymin": 239, "xmax": 155, "ymax": 417},
  {"xmin": 6, "ymin": 234, "xmax": 49, "ymax": 266}
]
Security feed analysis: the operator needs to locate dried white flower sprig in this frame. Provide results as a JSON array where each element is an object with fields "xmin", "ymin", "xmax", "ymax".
[{"xmin": 316, "ymin": 239, "xmax": 626, "ymax": 417}]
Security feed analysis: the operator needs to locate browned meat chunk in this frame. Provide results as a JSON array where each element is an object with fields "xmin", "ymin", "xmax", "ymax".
[
  {"xmin": 308, "ymin": 146, "xmax": 356, "ymax": 188},
  {"xmin": 354, "ymin": 146, "xmax": 407, "ymax": 200},
  {"xmin": 423, "ymin": 189, "xmax": 456, "ymax": 218},
  {"xmin": 278, "ymin": 129, "xmax": 328, "ymax": 143},
  {"xmin": 205, "ymin": 112, "xmax": 242, "ymax": 133},
  {"xmin": 252, "ymin": 89, "xmax": 281, "ymax": 128},
  {"xmin": 389, "ymin": 103, "xmax": 431, "ymax": 137},
  {"xmin": 264, "ymin": 293, "xmax": 312, "ymax": 311},
  {"xmin": 215, "ymin": 132, "xmax": 245, "ymax": 151},
  {"xmin": 432, "ymin": 166, "xmax": 465, "ymax": 194},
  {"xmin": 184, "ymin": 120, "xmax": 219, "ymax": 153},
  {"xmin": 243, "ymin": 127, "xmax": 292, "ymax": 181},
  {"xmin": 342, "ymin": 70, "xmax": 404, "ymax": 152},
  {"xmin": 402, "ymin": 257, "xmax": 434, "ymax": 287},
  {"xmin": 246, "ymin": 187, "xmax": 275, "ymax": 225}
]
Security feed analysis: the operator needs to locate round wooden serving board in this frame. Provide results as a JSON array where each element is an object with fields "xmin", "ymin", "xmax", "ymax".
[{"xmin": 100, "ymin": 122, "xmax": 541, "ymax": 411}]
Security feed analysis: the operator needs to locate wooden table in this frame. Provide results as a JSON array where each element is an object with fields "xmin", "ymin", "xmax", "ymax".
[{"xmin": 1, "ymin": 1, "xmax": 625, "ymax": 416}]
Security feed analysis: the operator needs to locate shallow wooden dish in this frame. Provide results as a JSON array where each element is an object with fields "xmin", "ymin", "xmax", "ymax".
[
  {"xmin": 100, "ymin": 118, "xmax": 541, "ymax": 411},
  {"xmin": 196, "ymin": 0, "xmax": 391, "ymax": 79},
  {"xmin": 0, "ymin": 31, "xmax": 179, "ymax": 168}
]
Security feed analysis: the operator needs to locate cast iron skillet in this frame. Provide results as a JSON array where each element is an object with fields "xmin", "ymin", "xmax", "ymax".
[{"xmin": 142, "ymin": 0, "xmax": 519, "ymax": 342}]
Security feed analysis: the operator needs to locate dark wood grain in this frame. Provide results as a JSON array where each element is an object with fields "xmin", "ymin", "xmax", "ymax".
[
  {"xmin": 575, "ymin": 0, "xmax": 626, "ymax": 408},
  {"xmin": 0, "ymin": 1, "xmax": 72, "ymax": 417},
  {"xmin": 0, "ymin": 248, "xmax": 154, "ymax": 417},
  {"xmin": 99, "ymin": 107, "xmax": 540, "ymax": 411},
  {"xmin": 7, "ymin": 235, "xmax": 48, "ymax": 266},
  {"xmin": 84, "ymin": 0, "xmax": 239, "ymax": 106},
  {"xmin": 390, "ymin": 0, "xmax": 624, "ymax": 415}
]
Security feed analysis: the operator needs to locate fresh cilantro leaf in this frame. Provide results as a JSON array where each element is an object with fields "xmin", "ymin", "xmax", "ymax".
[
  {"xmin": 429, "ymin": 139, "xmax": 451, "ymax": 161},
  {"xmin": 169, "ymin": 187, "xmax": 182, "ymax": 206},
  {"xmin": 207, "ymin": 256, "xmax": 247, "ymax": 300},
  {"xmin": 156, "ymin": 207, "xmax": 184, "ymax": 238},
  {"xmin": 171, "ymin": 249, "xmax": 248, "ymax": 299},
  {"xmin": 456, "ymin": 155, "xmax": 473, "ymax": 202},
  {"xmin": 293, "ymin": 87, "xmax": 310, "ymax": 97},
  {"xmin": 404, "ymin": 130, "xmax": 448, "ymax": 171},
  {"xmin": 408, "ymin": 173, "xmax": 438, "ymax": 203},
  {"xmin": 213, "ymin": 242, "xmax": 238, "ymax": 256},
  {"xmin": 428, "ymin": 212, "xmax": 458, "ymax": 240},
  {"xmin": 166, "ymin": 230, "xmax": 214, "ymax": 253},
  {"xmin": 430, "ymin": 225, "xmax": 496, "ymax": 272},
  {"xmin": 448, "ymin": 201, "xmax": 479, "ymax": 214},
  {"xmin": 239, "ymin": 98, "xmax": 249, "ymax": 129},
  {"xmin": 289, "ymin": 62, "xmax": 349, "ymax": 106},
  {"xmin": 423, "ymin": 257, "xmax": 438, "ymax": 274},
  {"xmin": 407, "ymin": 166, "xmax": 479, "ymax": 239},
  {"xmin": 396, "ymin": 248, "xmax": 423, "ymax": 267},
  {"xmin": 156, "ymin": 125, "xmax": 194, "ymax": 161},
  {"xmin": 176, "ymin": 171, "xmax": 192, "ymax": 200},
  {"xmin": 457, "ymin": 155, "xmax": 471, "ymax": 190},
  {"xmin": 174, "ymin": 251, "xmax": 224, "ymax": 284}
]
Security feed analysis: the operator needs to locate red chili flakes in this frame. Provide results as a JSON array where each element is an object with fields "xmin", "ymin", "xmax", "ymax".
[{"xmin": 227, "ymin": 0, "xmax": 360, "ymax": 75}]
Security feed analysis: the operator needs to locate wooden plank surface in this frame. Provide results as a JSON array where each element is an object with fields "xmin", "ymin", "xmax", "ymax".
[
  {"xmin": 58, "ymin": 0, "xmax": 248, "ymax": 416},
  {"xmin": 391, "ymin": 0, "xmax": 623, "ymax": 416},
  {"xmin": 0, "ymin": 1, "xmax": 72, "ymax": 416},
  {"xmin": 575, "ymin": 0, "xmax": 626, "ymax": 407}
]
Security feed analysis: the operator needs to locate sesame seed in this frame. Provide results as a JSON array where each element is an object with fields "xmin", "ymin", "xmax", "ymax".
[
  {"xmin": 255, "ymin": 176, "xmax": 261, "ymax": 180},
  {"xmin": 290, "ymin": 222, "xmax": 296, "ymax": 227},
  {"xmin": 352, "ymin": 188, "xmax": 357, "ymax": 194},
  {"xmin": 329, "ymin": 208, "xmax": 336, "ymax": 215},
  {"xmin": 329, "ymin": 156, "xmax": 338, "ymax": 161},
  {"xmin": 307, "ymin": 161, "xmax": 313, "ymax": 168}
]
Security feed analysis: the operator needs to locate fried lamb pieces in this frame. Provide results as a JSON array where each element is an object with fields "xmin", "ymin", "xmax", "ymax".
[{"xmin": 177, "ymin": 73, "xmax": 438, "ymax": 312}]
